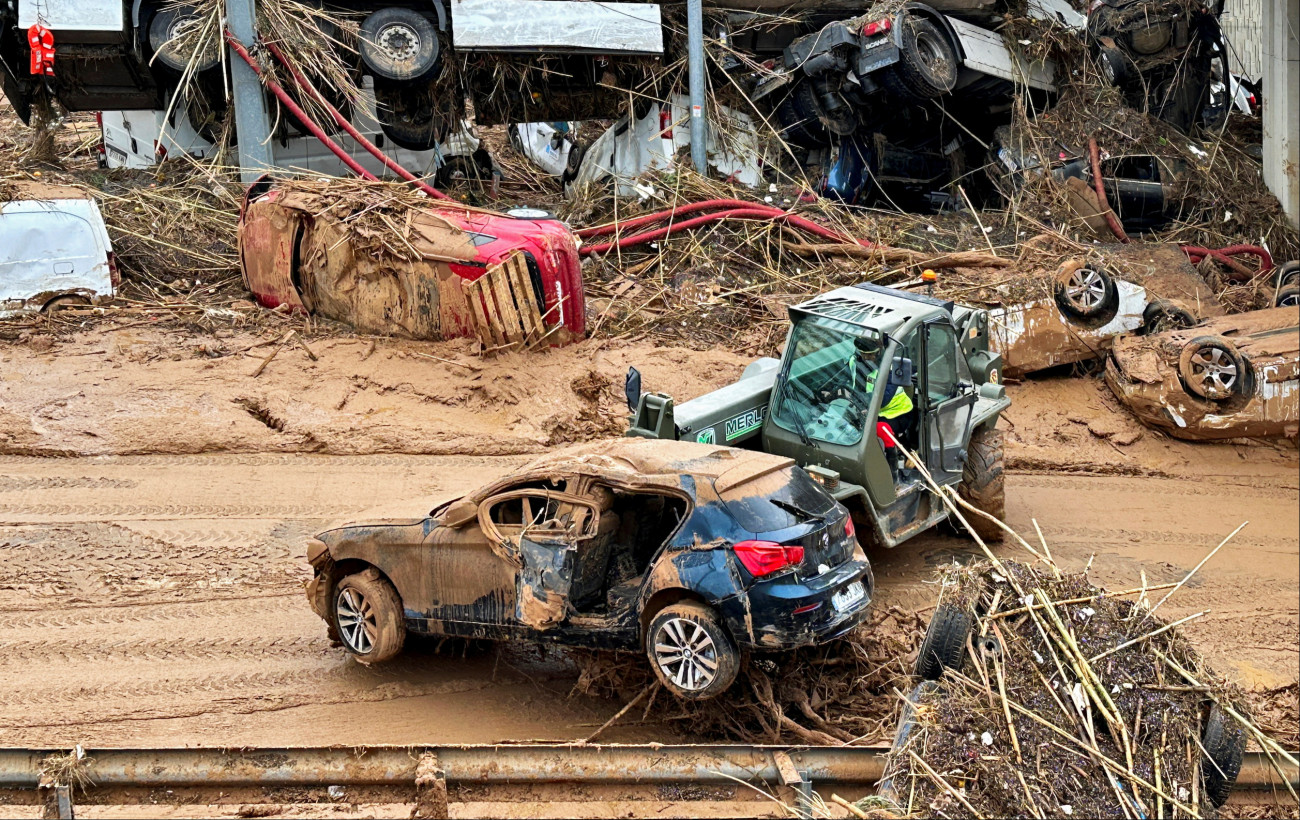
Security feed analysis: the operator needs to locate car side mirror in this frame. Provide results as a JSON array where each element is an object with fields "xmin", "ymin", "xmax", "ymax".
[
  {"xmin": 625, "ymin": 367, "xmax": 642, "ymax": 412},
  {"xmin": 440, "ymin": 497, "xmax": 479, "ymax": 529}
]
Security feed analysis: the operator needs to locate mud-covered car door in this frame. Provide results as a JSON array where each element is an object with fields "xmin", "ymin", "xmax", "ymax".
[
  {"xmin": 922, "ymin": 321, "xmax": 975, "ymax": 484},
  {"xmin": 478, "ymin": 491, "xmax": 600, "ymax": 630}
]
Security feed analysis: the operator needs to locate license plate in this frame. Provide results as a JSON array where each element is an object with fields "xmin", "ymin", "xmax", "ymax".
[{"xmin": 832, "ymin": 581, "xmax": 865, "ymax": 613}]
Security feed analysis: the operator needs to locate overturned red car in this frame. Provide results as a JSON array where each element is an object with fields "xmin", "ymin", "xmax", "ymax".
[{"xmin": 238, "ymin": 177, "xmax": 585, "ymax": 346}]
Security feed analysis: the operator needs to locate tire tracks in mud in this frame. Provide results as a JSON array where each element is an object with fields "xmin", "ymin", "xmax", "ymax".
[
  {"xmin": 1012, "ymin": 473, "xmax": 1298, "ymax": 500},
  {"xmin": 0, "ymin": 594, "xmax": 301, "ymax": 630}
]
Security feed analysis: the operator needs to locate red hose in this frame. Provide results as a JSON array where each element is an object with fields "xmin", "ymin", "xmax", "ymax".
[
  {"xmin": 261, "ymin": 39, "xmax": 452, "ymax": 202},
  {"xmin": 1181, "ymin": 244, "xmax": 1273, "ymax": 281},
  {"xmin": 576, "ymin": 199, "xmax": 784, "ymax": 238},
  {"xmin": 225, "ymin": 32, "xmax": 378, "ymax": 182},
  {"xmin": 579, "ymin": 207, "xmax": 871, "ymax": 256}
]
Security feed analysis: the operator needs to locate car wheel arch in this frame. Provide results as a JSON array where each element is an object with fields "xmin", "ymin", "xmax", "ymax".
[{"xmin": 639, "ymin": 588, "xmax": 713, "ymax": 640}]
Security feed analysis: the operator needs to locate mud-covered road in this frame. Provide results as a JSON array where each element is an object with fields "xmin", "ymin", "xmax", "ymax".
[{"xmin": 1, "ymin": 452, "xmax": 1294, "ymax": 748}]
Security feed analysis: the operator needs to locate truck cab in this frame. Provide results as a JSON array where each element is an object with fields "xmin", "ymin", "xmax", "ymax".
[{"xmin": 628, "ymin": 283, "xmax": 1010, "ymax": 549}]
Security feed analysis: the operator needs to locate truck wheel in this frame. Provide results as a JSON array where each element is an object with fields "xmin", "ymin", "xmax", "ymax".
[
  {"xmin": 561, "ymin": 139, "xmax": 589, "ymax": 187},
  {"xmin": 1201, "ymin": 704, "xmax": 1246, "ymax": 807},
  {"xmin": 1179, "ymin": 336, "xmax": 1251, "ymax": 401},
  {"xmin": 1054, "ymin": 263, "xmax": 1119, "ymax": 321},
  {"xmin": 646, "ymin": 602, "xmax": 740, "ymax": 701},
  {"xmin": 916, "ymin": 603, "xmax": 970, "ymax": 679},
  {"xmin": 1142, "ymin": 299, "xmax": 1196, "ymax": 334},
  {"xmin": 149, "ymin": 5, "xmax": 220, "ymax": 74},
  {"xmin": 881, "ymin": 16, "xmax": 958, "ymax": 100},
  {"xmin": 375, "ymin": 82, "xmax": 440, "ymax": 151},
  {"xmin": 360, "ymin": 8, "xmax": 440, "ymax": 82},
  {"xmin": 334, "ymin": 568, "xmax": 405, "ymax": 664},
  {"xmin": 956, "ymin": 426, "xmax": 1005, "ymax": 543},
  {"xmin": 1097, "ymin": 46, "xmax": 1131, "ymax": 86}
]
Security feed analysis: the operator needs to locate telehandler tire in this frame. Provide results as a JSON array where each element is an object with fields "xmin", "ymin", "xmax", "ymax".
[{"xmin": 955, "ymin": 426, "xmax": 1005, "ymax": 543}]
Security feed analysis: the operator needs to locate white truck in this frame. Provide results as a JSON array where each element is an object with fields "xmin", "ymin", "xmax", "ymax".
[{"xmin": 0, "ymin": 185, "xmax": 116, "ymax": 316}]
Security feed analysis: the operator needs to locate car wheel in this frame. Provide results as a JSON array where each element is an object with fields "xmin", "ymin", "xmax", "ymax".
[
  {"xmin": 561, "ymin": 139, "xmax": 589, "ymax": 187},
  {"xmin": 1097, "ymin": 46, "xmax": 1131, "ymax": 86},
  {"xmin": 359, "ymin": 8, "xmax": 441, "ymax": 82},
  {"xmin": 955, "ymin": 426, "xmax": 1005, "ymax": 543},
  {"xmin": 333, "ymin": 568, "xmax": 405, "ymax": 664},
  {"xmin": 41, "ymin": 294, "xmax": 93, "ymax": 312},
  {"xmin": 916, "ymin": 602, "xmax": 971, "ymax": 680},
  {"xmin": 1276, "ymin": 260, "xmax": 1300, "ymax": 288},
  {"xmin": 1054, "ymin": 263, "xmax": 1119, "ymax": 321},
  {"xmin": 881, "ymin": 16, "xmax": 958, "ymax": 100},
  {"xmin": 1178, "ymin": 336, "xmax": 1251, "ymax": 401},
  {"xmin": 645, "ymin": 601, "xmax": 739, "ymax": 700},
  {"xmin": 149, "ymin": 4, "xmax": 220, "ymax": 74},
  {"xmin": 1276, "ymin": 285, "xmax": 1300, "ymax": 308},
  {"xmin": 1201, "ymin": 704, "xmax": 1246, "ymax": 807},
  {"xmin": 1142, "ymin": 298, "xmax": 1196, "ymax": 334}
]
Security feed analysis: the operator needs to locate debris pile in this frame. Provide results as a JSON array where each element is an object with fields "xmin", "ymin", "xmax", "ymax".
[{"xmin": 573, "ymin": 606, "xmax": 926, "ymax": 746}]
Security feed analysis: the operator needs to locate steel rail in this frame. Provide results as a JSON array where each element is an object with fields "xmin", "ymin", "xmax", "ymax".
[{"xmin": 0, "ymin": 745, "xmax": 1295, "ymax": 793}]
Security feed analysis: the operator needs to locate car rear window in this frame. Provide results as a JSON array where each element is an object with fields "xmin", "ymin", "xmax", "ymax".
[{"xmin": 716, "ymin": 466, "xmax": 837, "ymax": 533}]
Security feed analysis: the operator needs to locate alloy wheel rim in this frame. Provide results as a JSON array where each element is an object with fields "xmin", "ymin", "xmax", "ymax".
[
  {"xmin": 1067, "ymin": 268, "xmax": 1106, "ymax": 310},
  {"xmin": 337, "ymin": 587, "xmax": 376, "ymax": 654},
  {"xmin": 653, "ymin": 617, "xmax": 719, "ymax": 691},
  {"xmin": 1280, "ymin": 293, "xmax": 1300, "ymax": 308},
  {"xmin": 378, "ymin": 24, "xmax": 420, "ymax": 61},
  {"xmin": 1190, "ymin": 348, "xmax": 1238, "ymax": 394}
]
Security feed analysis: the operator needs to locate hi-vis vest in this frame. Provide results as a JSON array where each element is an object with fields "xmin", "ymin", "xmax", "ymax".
[{"xmin": 880, "ymin": 387, "xmax": 914, "ymax": 420}]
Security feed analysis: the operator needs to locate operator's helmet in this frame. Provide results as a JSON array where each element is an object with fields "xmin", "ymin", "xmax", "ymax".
[{"xmin": 854, "ymin": 334, "xmax": 883, "ymax": 356}]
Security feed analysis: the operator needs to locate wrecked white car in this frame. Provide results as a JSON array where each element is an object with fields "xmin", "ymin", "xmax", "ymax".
[
  {"xmin": 1, "ymin": 185, "xmax": 117, "ymax": 316},
  {"xmin": 1105, "ymin": 307, "xmax": 1299, "ymax": 440},
  {"xmin": 982, "ymin": 248, "xmax": 1221, "ymax": 377}
]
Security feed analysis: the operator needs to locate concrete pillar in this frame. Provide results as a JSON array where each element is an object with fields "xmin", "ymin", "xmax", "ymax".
[{"xmin": 1261, "ymin": 0, "xmax": 1299, "ymax": 229}]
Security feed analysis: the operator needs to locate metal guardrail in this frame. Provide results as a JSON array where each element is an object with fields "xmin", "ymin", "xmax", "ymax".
[{"xmin": 0, "ymin": 744, "xmax": 1295, "ymax": 792}]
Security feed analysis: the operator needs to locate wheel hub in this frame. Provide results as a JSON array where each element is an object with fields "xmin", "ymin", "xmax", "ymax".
[
  {"xmin": 653, "ymin": 617, "xmax": 719, "ymax": 691},
  {"xmin": 336, "ymin": 587, "xmax": 376, "ymax": 654},
  {"xmin": 1190, "ymin": 348, "xmax": 1237, "ymax": 394},
  {"xmin": 378, "ymin": 24, "xmax": 420, "ymax": 61},
  {"xmin": 1067, "ymin": 268, "xmax": 1106, "ymax": 310}
]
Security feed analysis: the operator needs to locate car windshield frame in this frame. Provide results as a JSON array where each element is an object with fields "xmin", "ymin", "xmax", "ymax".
[{"xmin": 771, "ymin": 315, "xmax": 887, "ymax": 447}]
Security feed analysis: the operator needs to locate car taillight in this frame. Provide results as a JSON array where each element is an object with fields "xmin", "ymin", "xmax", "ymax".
[
  {"xmin": 154, "ymin": 140, "xmax": 167, "ymax": 161},
  {"xmin": 844, "ymin": 517, "xmax": 855, "ymax": 539},
  {"xmin": 733, "ymin": 540, "xmax": 804, "ymax": 578},
  {"xmin": 659, "ymin": 109, "xmax": 674, "ymax": 140},
  {"xmin": 861, "ymin": 17, "xmax": 891, "ymax": 36}
]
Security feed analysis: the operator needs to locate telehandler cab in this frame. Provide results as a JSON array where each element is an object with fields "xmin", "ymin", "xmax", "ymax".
[{"xmin": 627, "ymin": 282, "xmax": 1011, "ymax": 547}]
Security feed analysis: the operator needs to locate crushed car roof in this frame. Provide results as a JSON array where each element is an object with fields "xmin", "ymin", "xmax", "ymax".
[{"xmin": 492, "ymin": 438, "xmax": 798, "ymax": 497}]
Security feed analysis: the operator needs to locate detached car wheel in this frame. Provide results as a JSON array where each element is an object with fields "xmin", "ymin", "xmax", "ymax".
[
  {"xmin": 956, "ymin": 426, "xmax": 1006, "ymax": 543},
  {"xmin": 1179, "ymin": 336, "xmax": 1251, "ymax": 401},
  {"xmin": 882, "ymin": 16, "xmax": 958, "ymax": 99},
  {"xmin": 1055, "ymin": 263, "xmax": 1119, "ymax": 321},
  {"xmin": 334, "ymin": 569, "xmax": 405, "ymax": 664},
  {"xmin": 646, "ymin": 602, "xmax": 739, "ymax": 700},
  {"xmin": 1201, "ymin": 704, "xmax": 1246, "ymax": 807},
  {"xmin": 360, "ymin": 8, "xmax": 440, "ymax": 82},
  {"xmin": 916, "ymin": 603, "xmax": 971, "ymax": 680}
]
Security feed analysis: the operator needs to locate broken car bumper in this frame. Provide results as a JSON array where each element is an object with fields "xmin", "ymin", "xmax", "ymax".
[{"xmin": 721, "ymin": 557, "xmax": 875, "ymax": 650}]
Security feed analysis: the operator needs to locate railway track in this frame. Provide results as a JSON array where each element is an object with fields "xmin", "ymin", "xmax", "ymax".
[{"xmin": 2, "ymin": 744, "xmax": 1296, "ymax": 819}]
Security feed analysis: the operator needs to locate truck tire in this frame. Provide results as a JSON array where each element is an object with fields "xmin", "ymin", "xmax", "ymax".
[
  {"xmin": 1179, "ymin": 336, "xmax": 1251, "ymax": 401},
  {"xmin": 646, "ymin": 602, "xmax": 740, "ymax": 700},
  {"xmin": 916, "ymin": 603, "xmax": 971, "ymax": 679},
  {"xmin": 333, "ymin": 568, "xmax": 406, "ymax": 665},
  {"xmin": 375, "ymin": 82, "xmax": 440, "ymax": 151},
  {"xmin": 1201, "ymin": 704, "xmax": 1246, "ymax": 807},
  {"xmin": 149, "ymin": 5, "xmax": 220, "ymax": 74},
  {"xmin": 881, "ymin": 16, "xmax": 958, "ymax": 100},
  {"xmin": 956, "ymin": 426, "xmax": 1005, "ymax": 543},
  {"xmin": 1097, "ymin": 46, "xmax": 1132, "ymax": 86},
  {"xmin": 360, "ymin": 8, "xmax": 441, "ymax": 82}
]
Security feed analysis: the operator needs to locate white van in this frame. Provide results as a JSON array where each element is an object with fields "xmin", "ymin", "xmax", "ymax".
[{"xmin": 0, "ymin": 187, "xmax": 116, "ymax": 316}]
